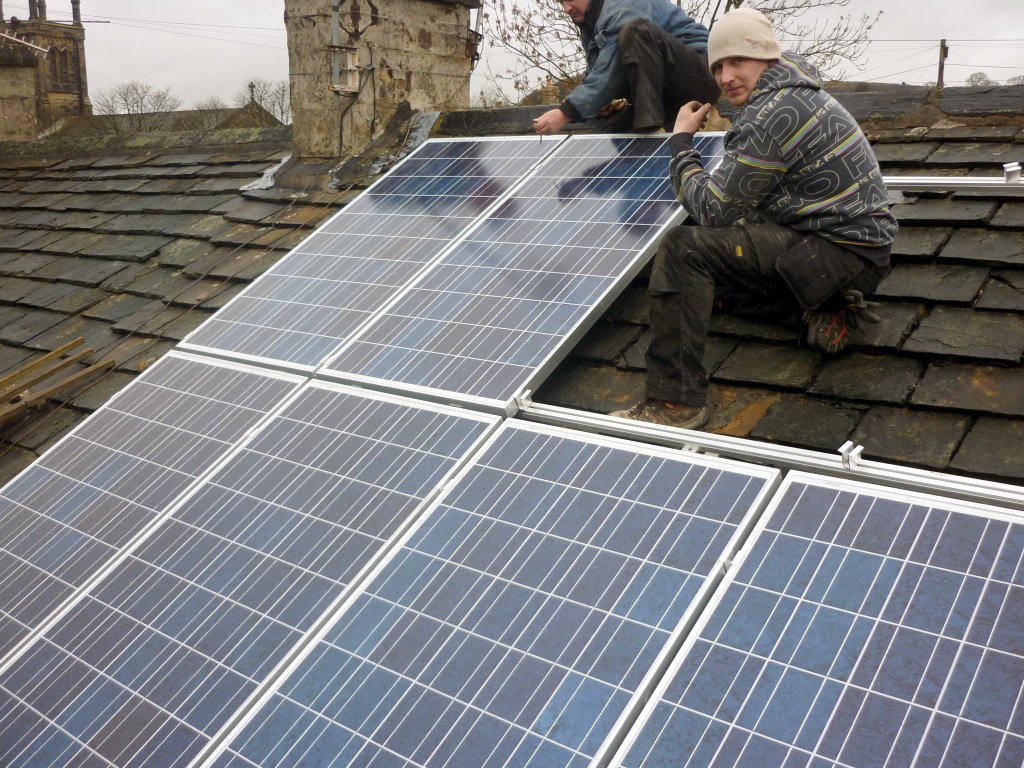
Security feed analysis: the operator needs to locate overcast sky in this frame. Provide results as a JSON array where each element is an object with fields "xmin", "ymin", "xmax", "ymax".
[{"xmin": 8, "ymin": 0, "xmax": 1022, "ymax": 107}]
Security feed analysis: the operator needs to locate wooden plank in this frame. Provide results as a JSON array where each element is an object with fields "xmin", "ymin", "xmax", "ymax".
[
  {"xmin": 0, "ymin": 360, "xmax": 115, "ymax": 427},
  {"xmin": 0, "ymin": 347, "xmax": 93, "ymax": 405},
  {"xmin": 0, "ymin": 338, "xmax": 84, "ymax": 392}
]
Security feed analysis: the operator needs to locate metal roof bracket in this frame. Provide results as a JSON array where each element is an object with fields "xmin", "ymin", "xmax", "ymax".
[
  {"xmin": 838, "ymin": 441, "xmax": 864, "ymax": 470},
  {"xmin": 1005, "ymin": 162, "xmax": 1022, "ymax": 184}
]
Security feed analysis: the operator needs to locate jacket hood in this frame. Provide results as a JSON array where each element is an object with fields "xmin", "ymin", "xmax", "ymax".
[{"xmin": 752, "ymin": 51, "xmax": 823, "ymax": 100}]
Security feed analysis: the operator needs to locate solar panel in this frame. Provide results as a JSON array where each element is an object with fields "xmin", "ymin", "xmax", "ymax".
[
  {"xmin": 210, "ymin": 421, "xmax": 778, "ymax": 768},
  {"xmin": 0, "ymin": 352, "xmax": 301, "ymax": 664},
  {"xmin": 0, "ymin": 384, "xmax": 498, "ymax": 768},
  {"xmin": 616, "ymin": 473, "xmax": 1024, "ymax": 768},
  {"xmin": 180, "ymin": 138, "xmax": 563, "ymax": 371},
  {"xmin": 322, "ymin": 134, "xmax": 721, "ymax": 413}
]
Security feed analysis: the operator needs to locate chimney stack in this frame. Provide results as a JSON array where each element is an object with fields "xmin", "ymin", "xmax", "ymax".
[
  {"xmin": 71, "ymin": 0, "xmax": 81, "ymax": 23},
  {"xmin": 0, "ymin": 1, "xmax": 5, "ymax": 24},
  {"xmin": 38, "ymin": 0, "xmax": 47, "ymax": 20},
  {"xmin": 27, "ymin": 0, "xmax": 37, "ymax": 20}
]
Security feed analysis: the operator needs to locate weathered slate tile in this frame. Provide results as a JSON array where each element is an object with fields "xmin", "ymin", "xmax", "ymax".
[
  {"xmin": 249, "ymin": 228, "xmax": 307, "ymax": 251},
  {"xmin": 19, "ymin": 283, "xmax": 107, "ymax": 314},
  {"xmin": 714, "ymin": 342, "xmax": 820, "ymax": 389},
  {"xmin": 183, "ymin": 246, "xmax": 283, "ymax": 282},
  {"xmin": 67, "ymin": 178, "xmax": 149, "ymax": 194},
  {"xmin": 977, "ymin": 272, "xmax": 1024, "ymax": 312},
  {"xmin": 120, "ymin": 267, "xmax": 197, "ymax": 301},
  {"xmin": 196, "ymin": 162, "xmax": 276, "ymax": 178},
  {"xmin": 133, "ymin": 179, "xmax": 197, "ymax": 194},
  {"xmin": 146, "ymin": 153, "xmax": 215, "ymax": 166},
  {"xmin": 0, "ymin": 277, "xmax": 45, "ymax": 304},
  {"xmin": 209, "ymin": 222, "xmax": 275, "ymax": 246},
  {"xmin": 89, "ymin": 154, "xmax": 155, "ymax": 169},
  {"xmin": 37, "ymin": 230, "xmax": 107, "ymax": 255},
  {"xmin": 22, "ymin": 315, "xmax": 122, "ymax": 353},
  {"xmin": 891, "ymin": 227, "xmax": 952, "ymax": 260},
  {"xmin": 570, "ymin": 322, "xmax": 642, "ymax": 364},
  {"xmin": 535, "ymin": 363, "xmax": 645, "ymax": 415},
  {"xmin": 991, "ymin": 203, "xmax": 1024, "ymax": 230},
  {"xmin": 100, "ymin": 262, "xmax": 157, "ymax": 293},
  {"xmin": 213, "ymin": 198, "xmax": 289, "ymax": 224},
  {"xmin": 0, "ymin": 253, "xmax": 57, "ymax": 277},
  {"xmin": 261, "ymin": 205, "xmax": 331, "ymax": 229},
  {"xmin": 65, "ymin": 372, "xmax": 137, "ymax": 412},
  {"xmin": 87, "ymin": 337, "xmax": 176, "ymax": 373},
  {"xmin": 938, "ymin": 229, "xmax": 1024, "ymax": 267},
  {"xmin": 848, "ymin": 302, "xmax": 926, "ymax": 350},
  {"xmin": 890, "ymin": 199, "xmax": 997, "ymax": 226},
  {"xmin": 170, "ymin": 279, "xmax": 235, "ymax": 308},
  {"xmin": 32, "ymin": 256, "xmax": 131, "ymax": 287},
  {"xmin": 5, "ymin": 404, "xmax": 87, "ymax": 452},
  {"xmin": 199, "ymin": 282, "xmax": 244, "ymax": 310},
  {"xmin": 927, "ymin": 126, "xmax": 1019, "ymax": 142},
  {"xmin": 708, "ymin": 314, "xmax": 802, "ymax": 344},
  {"xmin": 96, "ymin": 213, "xmax": 228, "ymax": 239},
  {"xmin": 152, "ymin": 194, "xmax": 236, "ymax": 214},
  {"xmin": 874, "ymin": 264, "xmax": 989, "ymax": 304},
  {"xmin": 832, "ymin": 88, "xmax": 932, "ymax": 121},
  {"xmin": 0, "ymin": 343, "xmax": 35, "ymax": 373},
  {"xmin": 0, "ymin": 309, "xmax": 67, "ymax": 344},
  {"xmin": 243, "ymin": 187, "xmax": 358, "ymax": 207},
  {"xmin": 83, "ymin": 293, "xmax": 160, "ymax": 323},
  {"xmin": 621, "ymin": 330, "xmax": 737, "ymax": 374},
  {"xmin": 949, "ymin": 418, "xmax": 1024, "ymax": 482},
  {"xmin": 851, "ymin": 406, "xmax": 972, "ymax": 469},
  {"xmin": 810, "ymin": 353, "xmax": 925, "ymax": 403},
  {"xmin": 50, "ymin": 158, "xmax": 100, "ymax": 171},
  {"xmin": 871, "ymin": 142, "xmax": 939, "ymax": 164},
  {"xmin": 0, "ymin": 446, "xmax": 38, "ymax": 486},
  {"xmin": 748, "ymin": 394, "xmax": 863, "ymax": 451},
  {"xmin": 156, "ymin": 238, "xmax": 219, "ymax": 269},
  {"xmin": 78, "ymin": 233, "xmax": 175, "ymax": 262},
  {"xmin": 19, "ymin": 192, "xmax": 76, "ymax": 209},
  {"xmin": 912, "ymin": 363, "xmax": 1024, "ymax": 417},
  {"xmin": 903, "ymin": 306, "xmax": 1024, "ymax": 362},
  {"xmin": 925, "ymin": 142, "xmax": 1021, "ymax": 166},
  {"xmin": 0, "ymin": 228, "xmax": 29, "ymax": 248},
  {"xmin": 705, "ymin": 385, "xmax": 783, "ymax": 436},
  {"xmin": 0, "ymin": 229, "xmax": 62, "ymax": 251},
  {"xmin": 190, "ymin": 177, "xmax": 247, "ymax": 194},
  {"xmin": 111, "ymin": 304, "xmax": 209, "ymax": 341}
]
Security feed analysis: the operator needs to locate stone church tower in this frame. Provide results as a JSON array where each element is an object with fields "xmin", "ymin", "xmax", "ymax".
[
  {"xmin": 0, "ymin": 0, "xmax": 92, "ymax": 132},
  {"xmin": 284, "ymin": 0, "xmax": 480, "ymax": 160}
]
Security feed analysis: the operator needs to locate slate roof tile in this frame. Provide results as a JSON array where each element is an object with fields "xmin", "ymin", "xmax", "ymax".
[
  {"xmin": 169, "ymin": 279, "xmax": 237, "ymax": 308},
  {"xmin": 77, "ymin": 233, "xmax": 176, "ymax": 261},
  {"xmin": 870, "ymin": 142, "xmax": 939, "ymax": 163},
  {"xmin": 0, "ymin": 403, "xmax": 86, "ymax": 453},
  {"xmin": 890, "ymin": 227, "xmax": 952, "ymax": 260},
  {"xmin": 18, "ymin": 283, "xmax": 107, "ymax": 315},
  {"xmin": 713, "ymin": 342, "xmax": 820, "ymax": 389},
  {"xmin": 847, "ymin": 302, "xmax": 927, "ymax": 350},
  {"xmin": 82, "ymin": 293, "xmax": 163, "ymax": 323},
  {"xmin": 990, "ymin": 204, "xmax": 1024, "ymax": 230},
  {"xmin": 976, "ymin": 272, "xmax": 1024, "ymax": 312},
  {"xmin": 874, "ymin": 264, "xmax": 989, "ymax": 304},
  {"xmin": 925, "ymin": 142, "xmax": 1022, "ymax": 166},
  {"xmin": 747, "ymin": 395, "xmax": 863, "ymax": 451},
  {"xmin": 902, "ymin": 306, "xmax": 1024, "ymax": 362},
  {"xmin": 110, "ymin": 304, "xmax": 210, "ymax": 341},
  {"xmin": 851, "ymin": 406, "xmax": 973, "ymax": 469},
  {"xmin": 115, "ymin": 267, "xmax": 198, "ymax": 302},
  {"xmin": 809, "ymin": 353, "xmax": 925, "ymax": 404},
  {"xmin": 63, "ymin": 371, "xmax": 135, "ymax": 411},
  {"xmin": 181, "ymin": 246, "xmax": 285, "ymax": 282},
  {"xmin": 937, "ymin": 229, "xmax": 1024, "ymax": 267},
  {"xmin": 0, "ymin": 253, "xmax": 58, "ymax": 277},
  {"xmin": 156, "ymin": 238, "xmax": 220, "ymax": 269},
  {"xmin": 23, "ymin": 315, "xmax": 122, "ymax": 354},
  {"xmin": 0, "ymin": 309, "xmax": 67, "ymax": 345},
  {"xmin": 911, "ymin": 363, "xmax": 1024, "ymax": 417},
  {"xmin": 213, "ymin": 198, "xmax": 290, "ymax": 224},
  {"xmin": 31, "ymin": 256, "xmax": 131, "ymax": 287},
  {"xmin": 949, "ymin": 418, "xmax": 1024, "ymax": 481},
  {"xmin": 890, "ymin": 199, "xmax": 998, "ymax": 226}
]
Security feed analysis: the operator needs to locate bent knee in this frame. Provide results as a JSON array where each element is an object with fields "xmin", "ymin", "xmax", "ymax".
[{"xmin": 618, "ymin": 17, "xmax": 655, "ymax": 52}]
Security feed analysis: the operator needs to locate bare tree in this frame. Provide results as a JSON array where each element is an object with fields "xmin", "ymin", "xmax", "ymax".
[
  {"xmin": 171, "ymin": 96, "xmax": 232, "ymax": 131},
  {"xmin": 965, "ymin": 71, "xmax": 996, "ymax": 87},
  {"xmin": 233, "ymin": 78, "xmax": 291, "ymax": 124},
  {"xmin": 1008, "ymin": 74, "xmax": 1024, "ymax": 86},
  {"xmin": 482, "ymin": 0, "xmax": 879, "ymax": 101},
  {"xmin": 92, "ymin": 81, "xmax": 183, "ymax": 134}
]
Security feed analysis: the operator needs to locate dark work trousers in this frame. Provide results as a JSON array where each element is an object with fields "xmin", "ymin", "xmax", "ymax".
[
  {"xmin": 645, "ymin": 222, "xmax": 887, "ymax": 406},
  {"xmin": 618, "ymin": 18, "xmax": 720, "ymax": 131}
]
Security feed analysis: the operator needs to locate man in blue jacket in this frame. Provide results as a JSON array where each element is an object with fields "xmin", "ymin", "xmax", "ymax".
[
  {"xmin": 612, "ymin": 8, "xmax": 897, "ymax": 429},
  {"xmin": 533, "ymin": 0, "xmax": 718, "ymax": 134}
]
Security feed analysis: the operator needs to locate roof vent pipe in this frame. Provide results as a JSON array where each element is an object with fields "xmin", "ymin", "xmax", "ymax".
[{"xmin": 71, "ymin": 0, "xmax": 80, "ymax": 23}]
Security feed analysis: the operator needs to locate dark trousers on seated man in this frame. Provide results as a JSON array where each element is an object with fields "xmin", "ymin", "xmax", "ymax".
[
  {"xmin": 618, "ymin": 19, "xmax": 719, "ymax": 131},
  {"xmin": 643, "ymin": 222, "xmax": 888, "ymax": 413}
]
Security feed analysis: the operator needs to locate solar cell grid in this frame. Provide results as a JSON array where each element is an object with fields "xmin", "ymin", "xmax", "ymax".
[
  {"xmin": 0, "ymin": 353, "xmax": 300, "ymax": 664},
  {"xmin": 617, "ymin": 473, "xmax": 1024, "ymax": 768},
  {"xmin": 324, "ymin": 134, "xmax": 708, "ymax": 411},
  {"xmin": 182, "ymin": 138, "xmax": 563, "ymax": 370},
  {"xmin": 212, "ymin": 421, "xmax": 776, "ymax": 768},
  {"xmin": 0, "ymin": 385, "xmax": 497, "ymax": 768}
]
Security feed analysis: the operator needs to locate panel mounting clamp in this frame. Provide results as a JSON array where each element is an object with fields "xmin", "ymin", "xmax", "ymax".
[
  {"xmin": 1005, "ymin": 162, "xmax": 1022, "ymax": 184},
  {"xmin": 838, "ymin": 441, "xmax": 864, "ymax": 470}
]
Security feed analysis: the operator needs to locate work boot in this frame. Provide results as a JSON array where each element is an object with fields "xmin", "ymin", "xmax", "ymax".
[
  {"xmin": 804, "ymin": 308, "xmax": 852, "ymax": 353},
  {"xmin": 610, "ymin": 399, "xmax": 707, "ymax": 429}
]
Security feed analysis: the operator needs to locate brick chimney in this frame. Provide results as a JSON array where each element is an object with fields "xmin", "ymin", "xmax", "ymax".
[
  {"xmin": 38, "ymin": 0, "xmax": 47, "ymax": 20},
  {"xmin": 284, "ymin": 0, "xmax": 481, "ymax": 161},
  {"xmin": 72, "ymin": 0, "xmax": 80, "ymax": 23}
]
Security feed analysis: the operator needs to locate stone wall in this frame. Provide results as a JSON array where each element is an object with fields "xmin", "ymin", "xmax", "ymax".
[
  {"xmin": 0, "ymin": 47, "xmax": 39, "ymax": 142},
  {"xmin": 285, "ymin": 0, "xmax": 478, "ymax": 160}
]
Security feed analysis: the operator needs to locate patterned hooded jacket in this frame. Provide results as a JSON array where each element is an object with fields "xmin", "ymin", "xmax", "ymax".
[{"xmin": 669, "ymin": 52, "xmax": 897, "ymax": 266}]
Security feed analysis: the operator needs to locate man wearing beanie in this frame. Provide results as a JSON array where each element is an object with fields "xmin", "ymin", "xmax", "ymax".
[
  {"xmin": 612, "ymin": 7, "xmax": 897, "ymax": 429},
  {"xmin": 533, "ymin": 0, "xmax": 720, "ymax": 134}
]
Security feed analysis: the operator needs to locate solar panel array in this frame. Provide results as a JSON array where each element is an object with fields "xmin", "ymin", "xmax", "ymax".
[
  {"xmin": 211, "ymin": 421, "xmax": 777, "ymax": 768},
  {"xmin": 181, "ymin": 138, "xmax": 563, "ymax": 370},
  {"xmin": 0, "ymin": 353, "xmax": 301, "ymax": 663},
  {"xmin": 323, "ymin": 134, "xmax": 724, "ymax": 411},
  {"xmin": 617, "ymin": 474, "xmax": 1024, "ymax": 768},
  {"xmin": 0, "ymin": 385, "xmax": 498, "ymax": 768}
]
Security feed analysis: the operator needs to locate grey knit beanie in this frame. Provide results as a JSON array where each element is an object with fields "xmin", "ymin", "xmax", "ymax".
[{"xmin": 707, "ymin": 7, "xmax": 782, "ymax": 70}]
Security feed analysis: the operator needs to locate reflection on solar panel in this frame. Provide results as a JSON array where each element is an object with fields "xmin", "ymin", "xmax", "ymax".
[
  {"xmin": 181, "ymin": 138, "xmax": 562, "ymax": 370},
  {"xmin": 0, "ymin": 353, "xmax": 300, "ymax": 663},
  {"xmin": 324, "ymin": 134, "xmax": 721, "ymax": 412},
  {"xmin": 0, "ymin": 384, "xmax": 497, "ymax": 768},
  {"xmin": 617, "ymin": 473, "xmax": 1024, "ymax": 768},
  {"xmin": 212, "ymin": 421, "xmax": 777, "ymax": 768}
]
